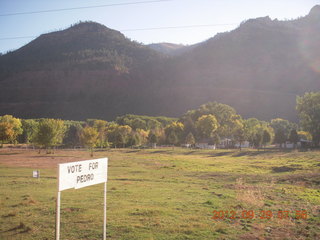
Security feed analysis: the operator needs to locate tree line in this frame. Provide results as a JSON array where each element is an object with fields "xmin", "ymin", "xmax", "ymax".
[{"xmin": 0, "ymin": 92, "xmax": 319, "ymax": 152}]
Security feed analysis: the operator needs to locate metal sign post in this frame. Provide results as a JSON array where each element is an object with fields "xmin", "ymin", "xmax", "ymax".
[
  {"xmin": 55, "ymin": 158, "xmax": 108, "ymax": 240},
  {"xmin": 103, "ymin": 181, "xmax": 107, "ymax": 240},
  {"xmin": 55, "ymin": 191, "xmax": 61, "ymax": 240}
]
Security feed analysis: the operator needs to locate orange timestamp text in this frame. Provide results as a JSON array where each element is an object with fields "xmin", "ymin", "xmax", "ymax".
[{"xmin": 211, "ymin": 210, "xmax": 308, "ymax": 220}]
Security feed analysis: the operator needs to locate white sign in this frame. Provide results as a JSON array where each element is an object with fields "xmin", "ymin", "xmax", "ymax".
[
  {"xmin": 33, "ymin": 170, "xmax": 40, "ymax": 178},
  {"xmin": 58, "ymin": 158, "xmax": 108, "ymax": 191}
]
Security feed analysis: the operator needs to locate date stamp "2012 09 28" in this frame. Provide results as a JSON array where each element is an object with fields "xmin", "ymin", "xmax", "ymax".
[{"xmin": 211, "ymin": 210, "xmax": 308, "ymax": 220}]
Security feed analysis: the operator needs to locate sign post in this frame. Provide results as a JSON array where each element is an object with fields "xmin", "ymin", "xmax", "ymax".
[
  {"xmin": 103, "ymin": 181, "xmax": 107, "ymax": 240},
  {"xmin": 55, "ymin": 158, "xmax": 108, "ymax": 240},
  {"xmin": 55, "ymin": 191, "xmax": 61, "ymax": 240}
]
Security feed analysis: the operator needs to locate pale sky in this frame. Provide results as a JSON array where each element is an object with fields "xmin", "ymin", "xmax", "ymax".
[{"xmin": 0, "ymin": 0, "xmax": 318, "ymax": 53}]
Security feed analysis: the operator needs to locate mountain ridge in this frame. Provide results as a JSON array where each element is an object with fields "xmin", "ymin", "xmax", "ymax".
[{"xmin": 0, "ymin": 7, "xmax": 319, "ymax": 121}]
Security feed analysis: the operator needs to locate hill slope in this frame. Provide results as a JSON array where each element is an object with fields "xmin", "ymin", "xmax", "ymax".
[
  {"xmin": 156, "ymin": 6, "xmax": 320, "ymax": 121},
  {"xmin": 0, "ymin": 22, "xmax": 166, "ymax": 120},
  {"xmin": 0, "ymin": 6, "xmax": 320, "ymax": 121}
]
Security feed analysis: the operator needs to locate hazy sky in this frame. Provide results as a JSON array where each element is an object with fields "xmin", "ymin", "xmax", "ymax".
[{"xmin": 0, "ymin": 0, "xmax": 318, "ymax": 53}]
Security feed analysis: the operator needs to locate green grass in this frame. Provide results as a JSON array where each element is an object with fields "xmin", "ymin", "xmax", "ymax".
[{"xmin": 0, "ymin": 148, "xmax": 319, "ymax": 239}]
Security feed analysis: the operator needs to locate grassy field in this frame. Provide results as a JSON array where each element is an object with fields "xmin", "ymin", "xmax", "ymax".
[{"xmin": 0, "ymin": 147, "xmax": 319, "ymax": 240}]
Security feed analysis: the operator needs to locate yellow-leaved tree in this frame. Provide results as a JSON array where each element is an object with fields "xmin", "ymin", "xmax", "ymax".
[
  {"xmin": 0, "ymin": 115, "xmax": 23, "ymax": 146},
  {"xmin": 79, "ymin": 126, "xmax": 99, "ymax": 156}
]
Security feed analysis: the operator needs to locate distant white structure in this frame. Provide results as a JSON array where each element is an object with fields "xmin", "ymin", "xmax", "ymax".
[
  {"xmin": 276, "ymin": 139, "xmax": 312, "ymax": 149},
  {"xmin": 195, "ymin": 138, "xmax": 251, "ymax": 149},
  {"xmin": 235, "ymin": 141, "xmax": 250, "ymax": 148},
  {"xmin": 195, "ymin": 139, "xmax": 216, "ymax": 149},
  {"xmin": 219, "ymin": 138, "xmax": 232, "ymax": 148},
  {"xmin": 218, "ymin": 138, "xmax": 250, "ymax": 149},
  {"xmin": 284, "ymin": 142, "xmax": 298, "ymax": 149},
  {"xmin": 181, "ymin": 143, "xmax": 192, "ymax": 148}
]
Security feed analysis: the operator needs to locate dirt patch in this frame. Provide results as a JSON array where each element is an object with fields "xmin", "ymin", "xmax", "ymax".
[
  {"xmin": 182, "ymin": 151, "xmax": 197, "ymax": 155},
  {"xmin": 275, "ymin": 172, "xmax": 320, "ymax": 187},
  {"xmin": 208, "ymin": 151, "xmax": 233, "ymax": 157},
  {"xmin": 272, "ymin": 166, "xmax": 298, "ymax": 173},
  {"xmin": 0, "ymin": 148, "xmax": 100, "ymax": 169},
  {"xmin": 3, "ymin": 222, "xmax": 31, "ymax": 234},
  {"xmin": 233, "ymin": 150, "xmax": 277, "ymax": 157},
  {"xmin": 63, "ymin": 207, "xmax": 81, "ymax": 212},
  {"xmin": 1, "ymin": 213, "xmax": 16, "ymax": 218},
  {"xmin": 211, "ymin": 192, "xmax": 224, "ymax": 198},
  {"xmin": 129, "ymin": 209, "xmax": 161, "ymax": 217},
  {"xmin": 196, "ymin": 172, "xmax": 233, "ymax": 179}
]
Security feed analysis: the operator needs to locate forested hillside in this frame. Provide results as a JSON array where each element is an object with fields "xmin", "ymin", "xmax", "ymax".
[
  {"xmin": 0, "ymin": 6, "xmax": 319, "ymax": 121},
  {"xmin": 0, "ymin": 21, "xmax": 166, "ymax": 120}
]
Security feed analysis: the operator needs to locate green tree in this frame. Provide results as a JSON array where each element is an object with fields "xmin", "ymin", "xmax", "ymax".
[
  {"xmin": 288, "ymin": 129, "xmax": 299, "ymax": 148},
  {"xmin": 180, "ymin": 115, "xmax": 196, "ymax": 140},
  {"xmin": 127, "ymin": 131, "xmax": 142, "ymax": 147},
  {"xmin": 195, "ymin": 114, "xmax": 219, "ymax": 139},
  {"xmin": 131, "ymin": 118, "xmax": 147, "ymax": 130},
  {"xmin": 273, "ymin": 129, "xmax": 287, "ymax": 148},
  {"xmin": 164, "ymin": 122, "xmax": 184, "ymax": 145},
  {"xmin": 147, "ymin": 119, "xmax": 162, "ymax": 130},
  {"xmin": 296, "ymin": 92, "xmax": 320, "ymax": 146},
  {"xmin": 148, "ymin": 131, "xmax": 158, "ymax": 148},
  {"xmin": 63, "ymin": 122, "xmax": 83, "ymax": 147},
  {"xmin": 167, "ymin": 131, "xmax": 179, "ymax": 147},
  {"xmin": 232, "ymin": 117, "xmax": 247, "ymax": 150},
  {"xmin": 115, "ymin": 114, "xmax": 173, "ymax": 131},
  {"xmin": 245, "ymin": 118, "xmax": 273, "ymax": 149},
  {"xmin": 270, "ymin": 118, "xmax": 295, "ymax": 148},
  {"xmin": 79, "ymin": 126, "xmax": 99, "ymax": 156},
  {"xmin": 117, "ymin": 125, "xmax": 132, "ymax": 148},
  {"xmin": 244, "ymin": 118, "xmax": 261, "ymax": 147},
  {"xmin": 185, "ymin": 132, "xmax": 195, "ymax": 147},
  {"xmin": 253, "ymin": 131, "xmax": 263, "ymax": 149},
  {"xmin": 107, "ymin": 125, "xmax": 132, "ymax": 148},
  {"xmin": 33, "ymin": 119, "xmax": 66, "ymax": 153},
  {"xmin": 86, "ymin": 119, "xmax": 98, "ymax": 127},
  {"xmin": 127, "ymin": 129, "xmax": 148, "ymax": 147},
  {"xmin": 262, "ymin": 129, "xmax": 272, "ymax": 148},
  {"xmin": 19, "ymin": 119, "xmax": 38, "ymax": 144},
  {"xmin": 210, "ymin": 133, "xmax": 221, "ymax": 146},
  {"xmin": 0, "ymin": 115, "xmax": 23, "ymax": 144},
  {"xmin": 181, "ymin": 102, "xmax": 239, "ymax": 139}
]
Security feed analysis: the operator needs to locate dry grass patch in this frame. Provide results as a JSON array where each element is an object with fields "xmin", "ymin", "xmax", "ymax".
[{"xmin": 235, "ymin": 178, "xmax": 265, "ymax": 207}]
